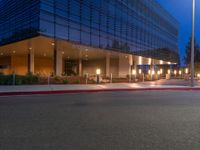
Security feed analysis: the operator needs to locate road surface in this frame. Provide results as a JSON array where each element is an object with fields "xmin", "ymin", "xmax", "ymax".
[{"xmin": 1, "ymin": 91, "xmax": 200, "ymax": 150}]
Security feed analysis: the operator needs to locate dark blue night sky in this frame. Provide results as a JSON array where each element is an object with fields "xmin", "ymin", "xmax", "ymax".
[{"xmin": 158, "ymin": 0, "xmax": 200, "ymax": 64}]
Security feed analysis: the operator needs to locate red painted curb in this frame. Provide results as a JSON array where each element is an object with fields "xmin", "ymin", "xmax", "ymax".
[{"xmin": 0, "ymin": 87, "xmax": 200, "ymax": 96}]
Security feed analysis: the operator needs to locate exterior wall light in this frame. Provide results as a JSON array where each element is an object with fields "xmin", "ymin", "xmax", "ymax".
[
  {"xmin": 148, "ymin": 58, "xmax": 151, "ymax": 65},
  {"xmin": 96, "ymin": 69, "xmax": 101, "ymax": 75},
  {"xmin": 148, "ymin": 70, "xmax": 151, "ymax": 75},
  {"xmin": 139, "ymin": 69, "xmax": 142, "ymax": 74},
  {"xmin": 160, "ymin": 60, "xmax": 163, "ymax": 65},
  {"xmin": 157, "ymin": 71, "xmax": 160, "ymax": 75},
  {"xmin": 174, "ymin": 70, "xmax": 177, "ymax": 75},
  {"xmin": 185, "ymin": 68, "xmax": 188, "ymax": 74},
  {"xmin": 168, "ymin": 69, "xmax": 171, "ymax": 74},
  {"xmin": 179, "ymin": 70, "xmax": 182, "ymax": 75},
  {"xmin": 197, "ymin": 74, "xmax": 200, "ymax": 78},
  {"xmin": 160, "ymin": 69, "xmax": 163, "ymax": 74},
  {"xmin": 139, "ymin": 56, "xmax": 142, "ymax": 65},
  {"xmin": 152, "ymin": 70, "xmax": 155, "ymax": 75},
  {"xmin": 132, "ymin": 69, "xmax": 136, "ymax": 75}
]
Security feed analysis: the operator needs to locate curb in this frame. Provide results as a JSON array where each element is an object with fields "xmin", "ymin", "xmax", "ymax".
[{"xmin": 0, "ymin": 87, "xmax": 200, "ymax": 96}]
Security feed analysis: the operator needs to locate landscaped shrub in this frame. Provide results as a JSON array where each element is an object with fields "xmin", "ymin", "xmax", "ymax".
[
  {"xmin": 14, "ymin": 74, "xmax": 39, "ymax": 85},
  {"xmin": 54, "ymin": 76, "xmax": 60, "ymax": 81},
  {"xmin": 0, "ymin": 75, "xmax": 13, "ymax": 85},
  {"xmin": 63, "ymin": 79, "xmax": 68, "ymax": 84},
  {"xmin": 74, "ymin": 80, "xmax": 80, "ymax": 84}
]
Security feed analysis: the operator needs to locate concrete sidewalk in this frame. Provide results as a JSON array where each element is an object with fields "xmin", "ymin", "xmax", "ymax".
[{"xmin": 1, "ymin": 80, "xmax": 200, "ymax": 96}]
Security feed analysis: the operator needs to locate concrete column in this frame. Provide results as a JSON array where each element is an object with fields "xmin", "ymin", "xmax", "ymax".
[
  {"xmin": 55, "ymin": 50, "xmax": 63, "ymax": 76},
  {"xmin": 118, "ymin": 55, "xmax": 129, "ymax": 78},
  {"xmin": 106, "ymin": 54, "xmax": 110, "ymax": 77},
  {"xmin": 79, "ymin": 58, "xmax": 82, "ymax": 76},
  {"xmin": 129, "ymin": 55, "xmax": 133, "ymax": 76},
  {"xmin": 28, "ymin": 48, "xmax": 34, "ymax": 74}
]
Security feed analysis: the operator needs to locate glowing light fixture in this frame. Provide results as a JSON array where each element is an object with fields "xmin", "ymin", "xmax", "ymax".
[
  {"xmin": 185, "ymin": 68, "xmax": 188, "ymax": 74},
  {"xmin": 179, "ymin": 70, "xmax": 182, "ymax": 75},
  {"xmin": 132, "ymin": 69, "xmax": 136, "ymax": 75},
  {"xmin": 168, "ymin": 69, "xmax": 171, "ymax": 74},
  {"xmin": 139, "ymin": 69, "xmax": 142, "ymax": 74},
  {"xmin": 139, "ymin": 56, "xmax": 142, "ymax": 65},
  {"xmin": 174, "ymin": 70, "xmax": 177, "ymax": 75},
  {"xmin": 152, "ymin": 70, "xmax": 155, "ymax": 75},
  {"xmin": 148, "ymin": 58, "xmax": 151, "ymax": 65},
  {"xmin": 96, "ymin": 69, "xmax": 101, "ymax": 75},
  {"xmin": 160, "ymin": 69, "xmax": 163, "ymax": 74},
  {"xmin": 160, "ymin": 60, "xmax": 163, "ymax": 65}
]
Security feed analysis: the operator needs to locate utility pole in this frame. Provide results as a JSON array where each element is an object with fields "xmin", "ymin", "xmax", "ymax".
[{"xmin": 191, "ymin": 0, "xmax": 195, "ymax": 87}]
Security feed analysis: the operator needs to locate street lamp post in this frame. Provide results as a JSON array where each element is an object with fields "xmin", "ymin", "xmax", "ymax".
[{"xmin": 191, "ymin": 0, "xmax": 195, "ymax": 87}]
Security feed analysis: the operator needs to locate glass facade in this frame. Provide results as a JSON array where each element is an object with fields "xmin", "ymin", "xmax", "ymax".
[
  {"xmin": 0, "ymin": 0, "xmax": 40, "ymax": 45},
  {"xmin": 0, "ymin": 0, "xmax": 179, "ymax": 62}
]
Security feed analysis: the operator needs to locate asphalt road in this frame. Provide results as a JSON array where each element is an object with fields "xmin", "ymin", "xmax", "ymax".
[{"xmin": 1, "ymin": 91, "xmax": 200, "ymax": 150}]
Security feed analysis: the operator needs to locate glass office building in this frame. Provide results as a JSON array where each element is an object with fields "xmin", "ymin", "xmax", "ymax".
[{"xmin": 0, "ymin": 0, "xmax": 179, "ymax": 77}]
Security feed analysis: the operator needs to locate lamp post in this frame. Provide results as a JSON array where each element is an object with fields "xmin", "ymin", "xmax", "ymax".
[
  {"xmin": 191, "ymin": 0, "xmax": 195, "ymax": 87},
  {"xmin": 96, "ymin": 69, "xmax": 101, "ymax": 84}
]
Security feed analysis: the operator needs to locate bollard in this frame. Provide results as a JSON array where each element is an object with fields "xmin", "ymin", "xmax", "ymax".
[
  {"xmin": 110, "ymin": 73, "xmax": 113, "ymax": 83},
  {"xmin": 142, "ymin": 73, "xmax": 145, "ymax": 82},
  {"xmin": 97, "ymin": 74, "xmax": 100, "ymax": 84},
  {"xmin": 129, "ymin": 74, "xmax": 131, "ymax": 83},
  {"xmin": 48, "ymin": 76, "xmax": 50, "ymax": 85},
  {"xmin": 86, "ymin": 73, "xmax": 88, "ymax": 84},
  {"xmin": 13, "ymin": 73, "xmax": 15, "ymax": 86}
]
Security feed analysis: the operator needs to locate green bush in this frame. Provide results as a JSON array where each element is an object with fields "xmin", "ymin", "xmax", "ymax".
[
  {"xmin": 0, "ymin": 75, "xmax": 13, "ymax": 85},
  {"xmin": 0, "ymin": 74, "xmax": 39, "ymax": 85},
  {"xmin": 54, "ymin": 76, "xmax": 60, "ymax": 81},
  {"xmin": 74, "ymin": 80, "xmax": 80, "ymax": 84},
  {"xmin": 15, "ymin": 74, "xmax": 39, "ymax": 85},
  {"xmin": 63, "ymin": 79, "xmax": 68, "ymax": 84}
]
